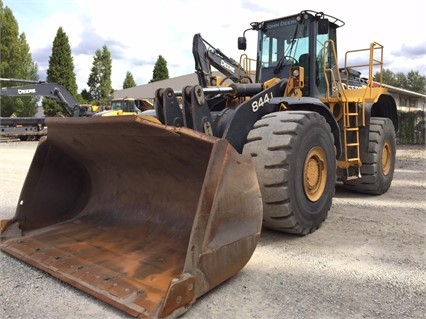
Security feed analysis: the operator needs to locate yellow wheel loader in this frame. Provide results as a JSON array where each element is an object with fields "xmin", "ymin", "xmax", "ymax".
[{"xmin": 0, "ymin": 10, "xmax": 398, "ymax": 318}]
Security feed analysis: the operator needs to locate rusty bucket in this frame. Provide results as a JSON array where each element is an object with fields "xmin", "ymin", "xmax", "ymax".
[{"xmin": 0, "ymin": 115, "xmax": 262, "ymax": 318}]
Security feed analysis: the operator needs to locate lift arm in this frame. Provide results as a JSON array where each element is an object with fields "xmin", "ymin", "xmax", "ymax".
[{"xmin": 192, "ymin": 34, "xmax": 249, "ymax": 87}]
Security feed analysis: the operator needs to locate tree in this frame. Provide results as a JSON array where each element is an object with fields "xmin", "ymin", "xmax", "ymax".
[
  {"xmin": 375, "ymin": 68, "xmax": 426, "ymax": 94},
  {"xmin": 395, "ymin": 72, "xmax": 408, "ymax": 90},
  {"xmin": 376, "ymin": 69, "xmax": 398, "ymax": 87},
  {"xmin": 149, "ymin": 55, "xmax": 169, "ymax": 83},
  {"xmin": 87, "ymin": 45, "xmax": 113, "ymax": 106},
  {"xmin": 42, "ymin": 27, "xmax": 78, "ymax": 116},
  {"xmin": 406, "ymin": 71, "xmax": 426, "ymax": 94},
  {"xmin": 0, "ymin": 0, "xmax": 39, "ymax": 117},
  {"xmin": 123, "ymin": 71, "xmax": 136, "ymax": 89},
  {"xmin": 80, "ymin": 88, "xmax": 92, "ymax": 102}
]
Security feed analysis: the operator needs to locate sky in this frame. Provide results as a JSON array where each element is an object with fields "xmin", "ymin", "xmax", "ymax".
[{"xmin": 4, "ymin": 0, "xmax": 426, "ymax": 93}]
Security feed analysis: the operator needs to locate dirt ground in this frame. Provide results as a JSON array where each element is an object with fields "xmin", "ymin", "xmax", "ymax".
[{"xmin": 0, "ymin": 141, "xmax": 425, "ymax": 319}]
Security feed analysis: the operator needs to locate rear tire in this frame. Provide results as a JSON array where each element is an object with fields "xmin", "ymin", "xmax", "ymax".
[
  {"xmin": 243, "ymin": 111, "xmax": 336, "ymax": 235},
  {"xmin": 343, "ymin": 117, "xmax": 396, "ymax": 194}
]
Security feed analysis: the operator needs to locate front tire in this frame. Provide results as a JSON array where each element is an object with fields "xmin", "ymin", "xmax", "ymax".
[
  {"xmin": 243, "ymin": 111, "xmax": 336, "ymax": 235},
  {"xmin": 343, "ymin": 117, "xmax": 396, "ymax": 194}
]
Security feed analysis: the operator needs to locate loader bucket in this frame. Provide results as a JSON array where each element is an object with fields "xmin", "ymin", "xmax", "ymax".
[{"xmin": 0, "ymin": 115, "xmax": 262, "ymax": 318}]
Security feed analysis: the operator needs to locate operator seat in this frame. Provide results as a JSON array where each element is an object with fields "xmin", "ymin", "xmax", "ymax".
[
  {"xmin": 298, "ymin": 53, "xmax": 319, "ymax": 96},
  {"xmin": 298, "ymin": 54, "xmax": 310, "ymax": 70},
  {"xmin": 298, "ymin": 53, "xmax": 310, "ymax": 94}
]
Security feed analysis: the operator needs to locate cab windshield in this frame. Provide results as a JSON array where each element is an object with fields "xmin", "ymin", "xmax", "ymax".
[
  {"xmin": 260, "ymin": 17, "xmax": 309, "ymax": 69},
  {"xmin": 111, "ymin": 99, "xmax": 135, "ymax": 112}
]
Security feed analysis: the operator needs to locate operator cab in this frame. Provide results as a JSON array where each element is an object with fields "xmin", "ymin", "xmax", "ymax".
[
  {"xmin": 111, "ymin": 98, "xmax": 142, "ymax": 114},
  {"xmin": 94, "ymin": 98, "xmax": 143, "ymax": 117},
  {"xmin": 238, "ymin": 10, "xmax": 345, "ymax": 98}
]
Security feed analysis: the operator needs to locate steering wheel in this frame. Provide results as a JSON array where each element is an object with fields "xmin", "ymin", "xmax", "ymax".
[
  {"xmin": 273, "ymin": 55, "xmax": 298, "ymax": 74},
  {"xmin": 282, "ymin": 55, "xmax": 298, "ymax": 64}
]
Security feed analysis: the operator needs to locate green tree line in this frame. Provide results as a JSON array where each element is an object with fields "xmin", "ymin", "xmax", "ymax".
[
  {"xmin": 0, "ymin": 0, "xmax": 38, "ymax": 116},
  {"xmin": 375, "ymin": 69, "xmax": 426, "ymax": 94}
]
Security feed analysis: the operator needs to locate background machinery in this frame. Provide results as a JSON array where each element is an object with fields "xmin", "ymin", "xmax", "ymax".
[
  {"xmin": 0, "ymin": 79, "xmax": 151, "ymax": 138},
  {"xmin": 0, "ymin": 79, "xmax": 93, "ymax": 140},
  {"xmin": 99, "ymin": 97, "xmax": 153, "ymax": 116},
  {"xmin": 0, "ymin": 10, "xmax": 398, "ymax": 318},
  {"xmin": 0, "ymin": 78, "xmax": 89, "ymax": 117},
  {"xmin": 0, "ymin": 116, "xmax": 47, "ymax": 141}
]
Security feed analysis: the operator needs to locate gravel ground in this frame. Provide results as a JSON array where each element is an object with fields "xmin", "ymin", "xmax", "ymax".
[{"xmin": 0, "ymin": 141, "xmax": 425, "ymax": 319}]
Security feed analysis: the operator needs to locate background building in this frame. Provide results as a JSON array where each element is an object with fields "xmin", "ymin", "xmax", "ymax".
[
  {"xmin": 114, "ymin": 71, "xmax": 224, "ymax": 103},
  {"xmin": 114, "ymin": 73, "xmax": 426, "ymax": 113}
]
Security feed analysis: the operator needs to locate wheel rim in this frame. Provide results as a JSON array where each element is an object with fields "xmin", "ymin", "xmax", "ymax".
[
  {"xmin": 382, "ymin": 141, "xmax": 392, "ymax": 176},
  {"xmin": 303, "ymin": 146, "xmax": 327, "ymax": 202}
]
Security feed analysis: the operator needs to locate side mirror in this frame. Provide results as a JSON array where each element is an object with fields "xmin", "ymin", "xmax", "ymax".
[
  {"xmin": 238, "ymin": 37, "xmax": 247, "ymax": 51},
  {"xmin": 318, "ymin": 19, "xmax": 329, "ymax": 35}
]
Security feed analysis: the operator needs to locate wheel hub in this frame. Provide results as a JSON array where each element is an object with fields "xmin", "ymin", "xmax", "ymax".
[
  {"xmin": 382, "ymin": 141, "xmax": 392, "ymax": 176},
  {"xmin": 304, "ymin": 147, "xmax": 327, "ymax": 202}
]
